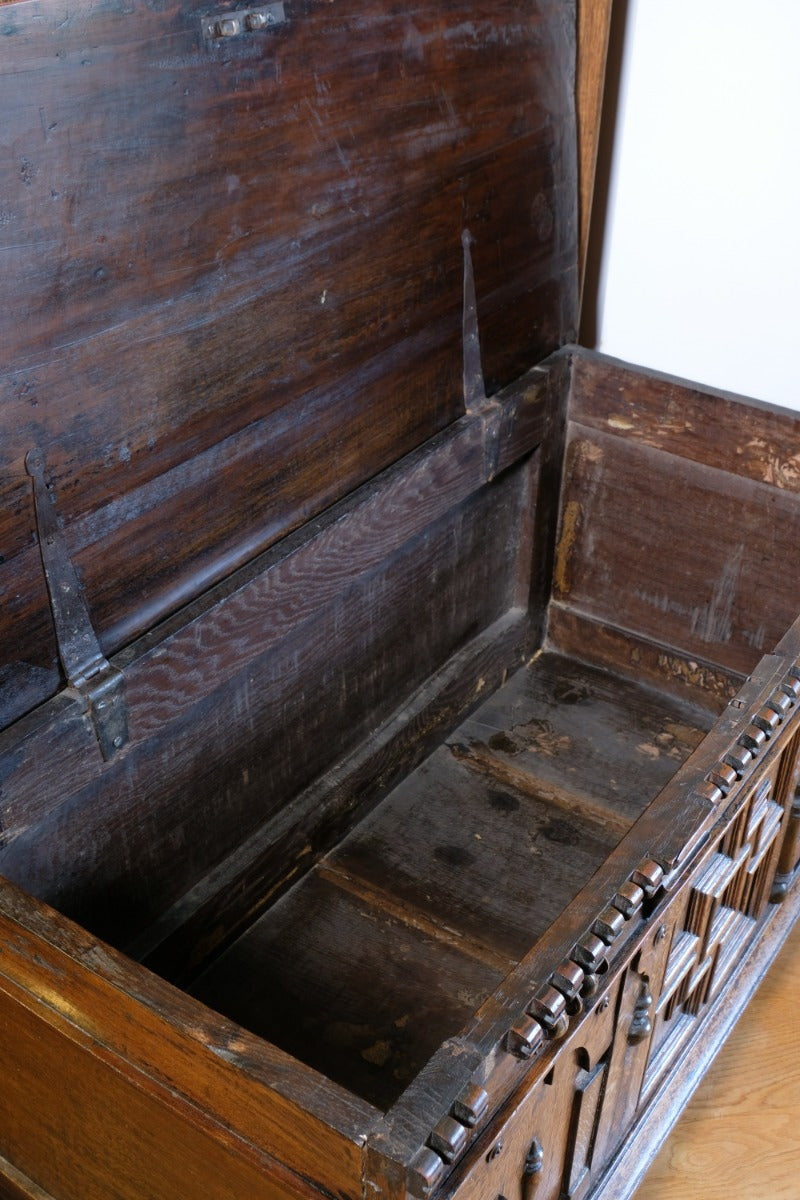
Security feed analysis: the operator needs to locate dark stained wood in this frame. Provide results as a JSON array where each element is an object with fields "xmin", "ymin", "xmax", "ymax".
[
  {"xmin": 188, "ymin": 645, "xmax": 715, "ymax": 1114},
  {"xmin": 553, "ymin": 421, "xmax": 800, "ymax": 676},
  {"xmin": 452, "ymin": 651, "xmax": 716, "ymax": 827},
  {"xmin": 4, "ymin": 332, "xmax": 800, "ymax": 1200},
  {"xmin": 0, "ymin": 398, "xmax": 541, "ymax": 835},
  {"xmin": 190, "ymin": 871, "xmax": 506, "ymax": 1113},
  {"xmin": 326, "ymin": 744, "xmax": 619, "ymax": 966},
  {"xmin": 547, "ymin": 605, "xmax": 742, "ymax": 710},
  {"xmin": 0, "ymin": 362, "xmax": 547, "ymax": 722},
  {"xmin": 372, "ymin": 644, "xmax": 800, "ymax": 1181},
  {"xmin": 0, "ymin": 0, "xmax": 578, "ymax": 706},
  {"xmin": 386, "ymin": 657, "xmax": 800, "ymax": 1190},
  {"xmin": 570, "ymin": 349, "xmax": 800, "ymax": 491},
  {"xmin": 434, "ymin": 860, "xmax": 800, "ymax": 1200},
  {"xmin": 0, "ymin": 460, "xmax": 531, "ymax": 948},
  {"xmin": 133, "ymin": 608, "xmax": 529, "ymax": 983},
  {"xmin": 526, "ymin": 349, "xmax": 574, "ymax": 651},
  {"xmin": 5, "ymin": 2, "xmax": 800, "ymax": 1198},
  {"xmin": 440, "ymin": 967, "xmax": 629, "ymax": 1200}
]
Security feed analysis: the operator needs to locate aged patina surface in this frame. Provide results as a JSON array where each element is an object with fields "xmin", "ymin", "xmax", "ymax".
[{"xmin": 1, "ymin": 3, "xmax": 799, "ymax": 1199}]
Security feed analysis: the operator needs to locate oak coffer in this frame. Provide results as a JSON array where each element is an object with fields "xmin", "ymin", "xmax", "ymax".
[{"xmin": 2, "ymin": 3, "xmax": 800, "ymax": 1199}]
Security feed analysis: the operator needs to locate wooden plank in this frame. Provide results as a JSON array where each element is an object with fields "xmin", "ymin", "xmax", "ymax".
[
  {"xmin": 173, "ymin": 642, "xmax": 715, "ymax": 1024},
  {"xmin": 0, "ymin": 879, "xmax": 375, "ymax": 1196},
  {"xmin": 367, "ymin": 652, "xmax": 798, "ymax": 1173},
  {"xmin": 190, "ymin": 871, "xmax": 506, "ymax": 1113},
  {"xmin": 526, "ymin": 349, "xmax": 574, "ymax": 651},
  {"xmin": 229, "ymin": 645, "xmax": 717, "ymax": 1154},
  {"xmin": 469, "ymin": 654, "xmax": 795, "ymax": 1052},
  {"xmin": 4, "ymin": 345, "xmax": 460, "ymax": 680},
  {"xmin": 0, "ymin": 0, "xmax": 578, "ymax": 687},
  {"xmin": 326, "ymin": 737, "xmax": 618, "ymax": 965},
  {"xmin": 554, "ymin": 423, "xmax": 800, "ymax": 676},
  {"xmin": 547, "ymin": 605, "xmax": 743, "ymax": 711},
  {"xmin": 570, "ymin": 350, "xmax": 800, "ymax": 491},
  {"xmin": 133, "ymin": 608, "xmax": 528, "ymax": 983},
  {"xmin": 0, "ymin": 352, "xmax": 551, "ymax": 727},
  {"xmin": 0, "ymin": 976, "xmax": 335, "ymax": 1200},
  {"xmin": 453, "ymin": 651, "xmax": 716, "ymax": 827},
  {"xmin": 0, "ymin": 463, "xmax": 529, "ymax": 950},
  {"xmin": 0, "ymin": 407, "xmax": 506, "ymax": 815},
  {"xmin": 0, "ymin": 354, "xmax": 547, "ymax": 731}
]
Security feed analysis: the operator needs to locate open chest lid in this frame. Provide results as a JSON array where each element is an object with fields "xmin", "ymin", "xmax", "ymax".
[{"xmin": 1, "ymin": 0, "xmax": 583, "ymax": 728}]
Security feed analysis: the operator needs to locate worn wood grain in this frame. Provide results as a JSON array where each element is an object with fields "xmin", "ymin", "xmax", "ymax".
[
  {"xmin": 526, "ymin": 349, "xmax": 574, "ymax": 651},
  {"xmin": 0, "ymin": 879, "xmax": 375, "ymax": 1197},
  {"xmin": 554, "ymin": 423, "xmax": 800, "ymax": 676},
  {"xmin": 375, "ymin": 648, "xmax": 800, "ymax": 1171},
  {"xmin": 0, "ymin": 365, "xmax": 546, "ymax": 736},
  {"xmin": 571, "ymin": 349, "xmax": 800, "ymax": 490},
  {"xmin": 189, "ymin": 645, "xmax": 716, "ymax": 1118},
  {"xmin": 134, "ymin": 608, "xmax": 528, "ymax": 983},
  {"xmin": 0, "ymin": 466, "xmax": 529, "ymax": 948},
  {"xmin": 0, "ymin": 404, "xmax": 526, "ymax": 789},
  {"xmin": 326, "ymin": 742, "xmax": 618, "ymax": 965},
  {"xmin": 547, "ymin": 605, "xmax": 742, "ymax": 709},
  {"xmin": 0, "ymin": 0, "xmax": 577, "ymax": 696},
  {"xmin": 453, "ymin": 651, "xmax": 716, "ymax": 826},
  {"xmin": 4, "ymin": 1, "xmax": 800, "ymax": 1198},
  {"xmin": 190, "ymin": 871, "xmax": 506, "ymax": 1113}
]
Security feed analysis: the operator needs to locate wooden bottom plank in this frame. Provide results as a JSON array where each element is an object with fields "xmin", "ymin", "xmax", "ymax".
[
  {"xmin": 190, "ymin": 872, "xmax": 505, "ymax": 1114},
  {"xmin": 132, "ymin": 607, "xmax": 528, "ymax": 983},
  {"xmin": 326, "ymin": 746, "xmax": 619, "ymax": 964},
  {"xmin": 453, "ymin": 650, "xmax": 717, "ymax": 826},
  {"xmin": 188, "ymin": 644, "xmax": 723, "ymax": 1115},
  {"xmin": 547, "ymin": 604, "xmax": 742, "ymax": 710}
]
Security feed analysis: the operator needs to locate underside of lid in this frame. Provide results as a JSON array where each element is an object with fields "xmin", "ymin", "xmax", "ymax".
[{"xmin": 0, "ymin": 0, "xmax": 580, "ymax": 725}]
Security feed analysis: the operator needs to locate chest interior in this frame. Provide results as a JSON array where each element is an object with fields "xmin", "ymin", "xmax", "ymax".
[{"xmin": 3, "ymin": 4, "xmax": 800, "ymax": 1200}]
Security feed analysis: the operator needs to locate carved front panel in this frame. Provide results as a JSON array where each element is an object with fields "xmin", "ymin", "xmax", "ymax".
[
  {"xmin": 444, "ymin": 980, "xmax": 623, "ymax": 1200},
  {"xmin": 773, "ymin": 729, "xmax": 800, "ymax": 900},
  {"xmin": 644, "ymin": 761, "xmax": 787, "ymax": 1092},
  {"xmin": 433, "ymin": 662, "xmax": 800, "ymax": 1200}
]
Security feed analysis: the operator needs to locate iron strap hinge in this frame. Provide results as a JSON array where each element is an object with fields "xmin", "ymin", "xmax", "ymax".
[{"xmin": 26, "ymin": 448, "xmax": 128, "ymax": 761}]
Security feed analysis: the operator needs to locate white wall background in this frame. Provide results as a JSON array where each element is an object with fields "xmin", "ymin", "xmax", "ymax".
[{"xmin": 594, "ymin": 0, "xmax": 800, "ymax": 411}]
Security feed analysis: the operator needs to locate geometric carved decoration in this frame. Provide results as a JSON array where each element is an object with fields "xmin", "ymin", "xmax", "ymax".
[
  {"xmin": 563, "ymin": 1049, "xmax": 609, "ymax": 1198},
  {"xmin": 657, "ymin": 778, "xmax": 783, "ymax": 1033}
]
